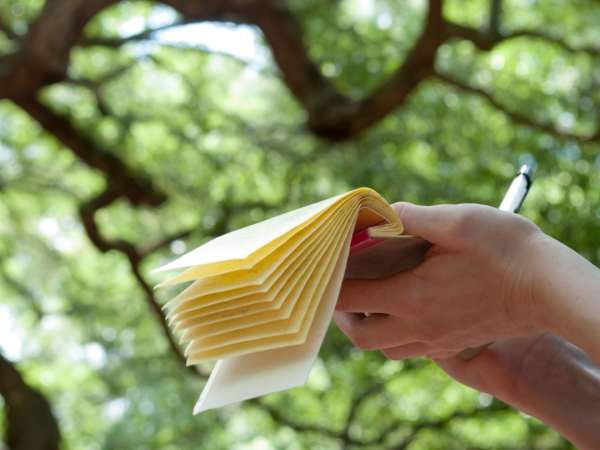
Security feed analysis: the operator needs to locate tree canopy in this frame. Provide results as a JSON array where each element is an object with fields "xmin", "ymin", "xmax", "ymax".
[{"xmin": 1, "ymin": 0, "xmax": 599, "ymax": 448}]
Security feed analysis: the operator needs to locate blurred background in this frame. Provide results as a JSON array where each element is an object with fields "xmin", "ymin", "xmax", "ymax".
[{"xmin": 0, "ymin": 0, "xmax": 598, "ymax": 448}]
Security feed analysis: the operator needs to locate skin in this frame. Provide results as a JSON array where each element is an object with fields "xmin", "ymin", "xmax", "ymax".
[{"xmin": 334, "ymin": 202, "xmax": 600, "ymax": 448}]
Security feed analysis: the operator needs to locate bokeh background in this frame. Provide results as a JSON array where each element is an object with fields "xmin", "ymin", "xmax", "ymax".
[{"xmin": 1, "ymin": 0, "xmax": 599, "ymax": 448}]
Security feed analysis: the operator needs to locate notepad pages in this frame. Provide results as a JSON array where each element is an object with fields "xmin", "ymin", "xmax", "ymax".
[{"xmin": 194, "ymin": 229, "xmax": 353, "ymax": 413}]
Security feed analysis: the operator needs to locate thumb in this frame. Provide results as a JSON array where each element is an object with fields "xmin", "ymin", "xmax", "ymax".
[
  {"xmin": 391, "ymin": 202, "xmax": 457, "ymax": 245},
  {"xmin": 392, "ymin": 202, "xmax": 503, "ymax": 249}
]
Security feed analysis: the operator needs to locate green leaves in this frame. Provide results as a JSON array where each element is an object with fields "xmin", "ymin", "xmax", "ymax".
[{"xmin": 2, "ymin": 0, "xmax": 598, "ymax": 448}]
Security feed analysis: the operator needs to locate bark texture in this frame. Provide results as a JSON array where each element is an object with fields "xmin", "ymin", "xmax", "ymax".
[{"xmin": 0, "ymin": 353, "xmax": 60, "ymax": 450}]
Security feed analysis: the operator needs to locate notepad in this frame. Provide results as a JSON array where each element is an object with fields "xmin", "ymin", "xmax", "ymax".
[{"xmin": 154, "ymin": 188, "xmax": 430, "ymax": 413}]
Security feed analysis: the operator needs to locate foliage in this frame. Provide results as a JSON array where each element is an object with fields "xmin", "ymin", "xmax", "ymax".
[{"xmin": 1, "ymin": 0, "xmax": 599, "ymax": 448}]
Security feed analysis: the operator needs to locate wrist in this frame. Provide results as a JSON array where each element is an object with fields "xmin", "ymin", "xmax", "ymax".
[
  {"xmin": 526, "ymin": 236, "xmax": 568, "ymax": 335},
  {"xmin": 530, "ymin": 236, "xmax": 600, "ymax": 362},
  {"xmin": 505, "ymin": 233, "xmax": 561, "ymax": 337},
  {"xmin": 504, "ymin": 335, "xmax": 600, "ymax": 449}
]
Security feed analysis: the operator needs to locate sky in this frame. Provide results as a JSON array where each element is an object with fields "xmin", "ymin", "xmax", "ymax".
[{"xmin": 119, "ymin": 7, "xmax": 265, "ymax": 64}]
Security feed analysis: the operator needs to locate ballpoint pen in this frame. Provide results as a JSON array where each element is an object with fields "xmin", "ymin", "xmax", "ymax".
[
  {"xmin": 458, "ymin": 164, "xmax": 535, "ymax": 360},
  {"xmin": 499, "ymin": 165, "xmax": 534, "ymax": 213}
]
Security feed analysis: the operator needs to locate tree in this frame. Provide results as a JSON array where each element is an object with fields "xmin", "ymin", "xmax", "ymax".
[{"xmin": 1, "ymin": 0, "xmax": 598, "ymax": 448}]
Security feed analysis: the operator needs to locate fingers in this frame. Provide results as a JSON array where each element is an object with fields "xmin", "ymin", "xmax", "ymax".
[
  {"xmin": 391, "ymin": 202, "xmax": 457, "ymax": 244},
  {"xmin": 333, "ymin": 311, "xmax": 417, "ymax": 350},
  {"xmin": 332, "ymin": 309, "xmax": 432, "ymax": 360},
  {"xmin": 391, "ymin": 202, "xmax": 503, "ymax": 250},
  {"xmin": 336, "ymin": 279, "xmax": 393, "ymax": 314},
  {"xmin": 425, "ymin": 350, "xmax": 458, "ymax": 359},
  {"xmin": 381, "ymin": 342, "xmax": 430, "ymax": 360},
  {"xmin": 336, "ymin": 271, "xmax": 422, "ymax": 315}
]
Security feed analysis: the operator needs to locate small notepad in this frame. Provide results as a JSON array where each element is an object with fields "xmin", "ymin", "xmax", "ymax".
[{"xmin": 154, "ymin": 188, "xmax": 430, "ymax": 413}]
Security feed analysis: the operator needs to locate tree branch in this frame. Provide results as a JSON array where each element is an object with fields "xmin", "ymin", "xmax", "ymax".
[
  {"xmin": 78, "ymin": 187, "xmax": 198, "ymax": 376},
  {"xmin": 3, "ymin": 0, "xmax": 599, "ymax": 155},
  {"xmin": 445, "ymin": 20, "xmax": 600, "ymax": 56},
  {"xmin": 332, "ymin": 0, "xmax": 443, "ymax": 138},
  {"xmin": 250, "ymin": 383, "xmax": 383, "ymax": 445},
  {"xmin": 489, "ymin": 0, "xmax": 502, "ymax": 38},
  {"xmin": 251, "ymin": 0, "xmax": 445, "ymax": 140},
  {"xmin": 158, "ymin": 0, "xmax": 446, "ymax": 141},
  {"xmin": 0, "ymin": 352, "xmax": 61, "ymax": 450},
  {"xmin": 139, "ymin": 229, "xmax": 196, "ymax": 259},
  {"xmin": 249, "ymin": 399, "xmax": 340, "ymax": 438},
  {"xmin": 0, "ymin": 0, "xmax": 119, "ymax": 98},
  {"xmin": 510, "ymin": 30, "xmax": 600, "ymax": 56},
  {"xmin": 11, "ymin": 96, "xmax": 164, "ymax": 207},
  {"xmin": 443, "ymin": 21, "xmax": 501, "ymax": 51},
  {"xmin": 434, "ymin": 72, "xmax": 600, "ymax": 141},
  {"xmin": 82, "ymin": 19, "xmax": 197, "ymax": 48},
  {"xmin": 253, "ymin": 394, "xmax": 473, "ymax": 447}
]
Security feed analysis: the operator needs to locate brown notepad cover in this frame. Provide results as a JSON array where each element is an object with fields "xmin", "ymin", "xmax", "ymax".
[{"xmin": 344, "ymin": 235, "xmax": 431, "ymax": 280}]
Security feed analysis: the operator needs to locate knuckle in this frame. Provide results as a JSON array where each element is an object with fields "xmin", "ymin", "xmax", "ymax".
[
  {"xmin": 332, "ymin": 311, "xmax": 346, "ymax": 329},
  {"xmin": 417, "ymin": 324, "xmax": 449, "ymax": 344},
  {"xmin": 347, "ymin": 325, "xmax": 374, "ymax": 351},
  {"xmin": 336, "ymin": 295, "xmax": 350, "ymax": 312},
  {"xmin": 389, "ymin": 274, "xmax": 435, "ymax": 320},
  {"xmin": 336, "ymin": 282, "xmax": 357, "ymax": 313},
  {"xmin": 400, "ymin": 297, "xmax": 430, "ymax": 320},
  {"xmin": 446, "ymin": 207, "xmax": 476, "ymax": 243},
  {"xmin": 352, "ymin": 335, "xmax": 374, "ymax": 351}
]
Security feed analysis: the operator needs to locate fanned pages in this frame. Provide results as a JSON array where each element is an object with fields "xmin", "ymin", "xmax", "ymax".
[{"xmin": 154, "ymin": 188, "xmax": 432, "ymax": 413}]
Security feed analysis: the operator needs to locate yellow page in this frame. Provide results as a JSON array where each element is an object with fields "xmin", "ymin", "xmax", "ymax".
[
  {"xmin": 162, "ymin": 194, "xmax": 357, "ymax": 311},
  {"xmin": 191, "ymin": 229, "xmax": 353, "ymax": 413},
  {"xmin": 153, "ymin": 188, "xmax": 402, "ymax": 366},
  {"xmin": 168, "ymin": 197, "xmax": 356, "ymax": 296},
  {"xmin": 185, "ymin": 216, "xmax": 357, "ymax": 365},
  {"xmin": 357, "ymin": 198, "xmax": 402, "ymax": 230},
  {"xmin": 183, "ymin": 206, "xmax": 355, "ymax": 353},
  {"xmin": 179, "ymin": 204, "xmax": 354, "ymax": 344},
  {"xmin": 183, "ymin": 190, "xmax": 398, "ymax": 364},
  {"xmin": 185, "ymin": 206, "xmax": 357, "ymax": 361},
  {"xmin": 154, "ymin": 192, "xmax": 353, "ymax": 274},
  {"xmin": 170, "ymin": 204, "xmax": 345, "ymax": 329},
  {"xmin": 158, "ymin": 195, "xmax": 352, "ymax": 289},
  {"xmin": 156, "ymin": 188, "xmax": 391, "ymax": 287},
  {"xmin": 171, "ymin": 224, "xmax": 333, "ymax": 331}
]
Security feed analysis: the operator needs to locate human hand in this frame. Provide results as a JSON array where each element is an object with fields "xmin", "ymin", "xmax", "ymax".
[
  {"xmin": 334, "ymin": 202, "xmax": 562, "ymax": 360},
  {"xmin": 334, "ymin": 201, "xmax": 600, "ymax": 448},
  {"xmin": 434, "ymin": 335, "xmax": 600, "ymax": 449}
]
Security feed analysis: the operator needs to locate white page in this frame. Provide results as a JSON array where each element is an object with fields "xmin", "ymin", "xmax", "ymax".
[
  {"xmin": 154, "ymin": 194, "xmax": 347, "ymax": 273},
  {"xmin": 193, "ymin": 229, "xmax": 352, "ymax": 413}
]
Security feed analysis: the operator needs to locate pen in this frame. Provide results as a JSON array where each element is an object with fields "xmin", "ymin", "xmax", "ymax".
[
  {"xmin": 458, "ymin": 165, "xmax": 534, "ymax": 361},
  {"xmin": 499, "ymin": 165, "xmax": 534, "ymax": 213}
]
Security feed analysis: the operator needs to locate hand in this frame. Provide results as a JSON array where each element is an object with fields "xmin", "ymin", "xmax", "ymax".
[
  {"xmin": 434, "ymin": 335, "xmax": 600, "ymax": 449},
  {"xmin": 333, "ymin": 201, "xmax": 600, "ymax": 449},
  {"xmin": 334, "ymin": 202, "xmax": 556, "ymax": 360},
  {"xmin": 433, "ymin": 334, "xmax": 577, "ymax": 403}
]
